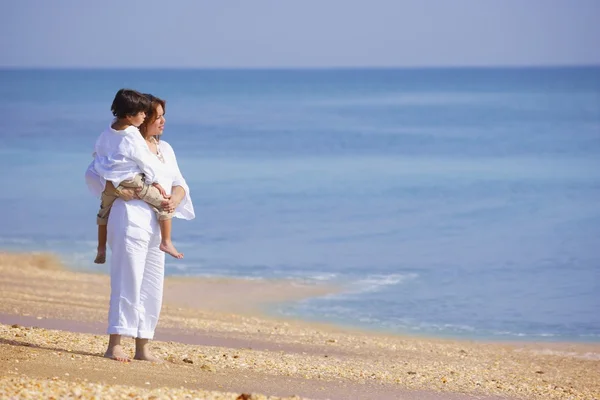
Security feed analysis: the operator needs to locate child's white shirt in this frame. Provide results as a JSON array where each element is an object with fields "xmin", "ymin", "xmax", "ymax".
[
  {"xmin": 85, "ymin": 139, "xmax": 195, "ymax": 221},
  {"xmin": 93, "ymin": 124, "xmax": 165, "ymax": 186}
]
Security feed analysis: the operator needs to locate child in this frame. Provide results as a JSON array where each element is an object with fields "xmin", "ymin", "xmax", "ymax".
[{"xmin": 93, "ymin": 88, "xmax": 183, "ymax": 264}]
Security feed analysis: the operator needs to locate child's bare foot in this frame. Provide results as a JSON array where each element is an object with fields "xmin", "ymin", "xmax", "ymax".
[
  {"xmin": 104, "ymin": 345, "xmax": 130, "ymax": 362},
  {"xmin": 159, "ymin": 241, "xmax": 183, "ymax": 259},
  {"xmin": 94, "ymin": 248, "xmax": 106, "ymax": 264}
]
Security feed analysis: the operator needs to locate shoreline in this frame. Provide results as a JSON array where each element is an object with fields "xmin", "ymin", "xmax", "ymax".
[
  {"xmin": 1, "ymin": 251, "xmax": 599, "ymax": 399},
  {"xmin": 31, "ymin": 251, "xmax": 600, "ymax": 346}
]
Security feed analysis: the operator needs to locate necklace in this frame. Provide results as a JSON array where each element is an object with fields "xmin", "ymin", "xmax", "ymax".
[{"xmin": 146, "ymin": 136, "xmax": 165, "ymax": 163}]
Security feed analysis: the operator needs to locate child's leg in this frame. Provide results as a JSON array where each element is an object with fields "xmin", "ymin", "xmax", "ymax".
[
  {"xmin": 158, "ymin": 218, "xmax": 183, "ymax": 259},
  {"xmin": 95, "ymin": 188, "xmax": 118, "ymax": 264},
  {"xmin": 129, "ymin": 177, "xmax": 183, "ymax": 259},
  {"xmin": 95, "ymin": 225, "xmax": 108, "ymax": 264}
]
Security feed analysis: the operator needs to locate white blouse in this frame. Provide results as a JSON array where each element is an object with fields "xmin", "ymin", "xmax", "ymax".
[
  {"xmin": 93, "ymin": 125, "xmax": 166, "ymax": 186},
  {"xmin": 85, "ymin": 139, "xmax": 195, "ymax": 221}
]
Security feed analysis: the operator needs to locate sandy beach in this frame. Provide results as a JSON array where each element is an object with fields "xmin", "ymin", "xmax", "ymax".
[{"xmin": 0, "ymin": 252, "xmax": 598, "ymax": 400}]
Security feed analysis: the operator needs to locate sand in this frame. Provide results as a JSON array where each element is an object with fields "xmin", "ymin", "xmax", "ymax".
[{"xmin": 0, "ymin": 251, "xmax": 598, "ymax": 400}]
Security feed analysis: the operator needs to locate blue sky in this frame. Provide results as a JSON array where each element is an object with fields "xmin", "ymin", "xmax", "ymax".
[{"xmin": 1, "ymin": 0, "xmax": 599, "ymax": 68}]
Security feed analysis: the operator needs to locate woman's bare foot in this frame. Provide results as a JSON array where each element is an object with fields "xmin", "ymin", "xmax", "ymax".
[
  {"xmin": 159, "ymin": 241, "xmax": 183, "ymax": 259},
  {"xmin": 134, "ymin": 352, "xmax": 163, "ymax": 363},
  {"xmin": 104, "ymin": 345, "xmax": 130, "ymax": 362},
  {"xmin": 134, "ymin": 338, "xmax": 163, "ymax": 363},
  {"xmin": 94, "ymin": 247, "xmax": 106, "ymax": 264}
]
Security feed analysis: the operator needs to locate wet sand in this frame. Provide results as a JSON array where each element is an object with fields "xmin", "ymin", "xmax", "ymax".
[{"xmin": 0, "ymin": 252, "xmax": 598, "ymax": 399}]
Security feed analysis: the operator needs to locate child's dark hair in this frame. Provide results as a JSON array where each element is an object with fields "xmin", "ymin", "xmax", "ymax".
[{"xmin": 110, "ymin": 89, "xmax": 151, "ymax": 118}]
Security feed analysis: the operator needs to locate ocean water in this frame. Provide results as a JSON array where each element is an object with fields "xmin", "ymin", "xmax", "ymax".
[{"xmin": 1, "ymin": 67, "xmax": 599, "ymax": 341}]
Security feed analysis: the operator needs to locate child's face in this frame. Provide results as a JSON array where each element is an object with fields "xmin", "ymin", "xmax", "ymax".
[{"xmin": 127, "ymin": 111, "xmax": 146, "ymax": 127}]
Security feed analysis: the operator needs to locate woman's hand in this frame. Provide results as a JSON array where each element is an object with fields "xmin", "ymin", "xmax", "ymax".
[
  {"xmin": 118, "ymin": 187, "xmax": 138, "ymax": 201},
  {"xmin": 161, "ymin": 185, "xmax": 185, "ymax": 213},
  {"xmin": 107, "ymin": 181, "xmax": 137, "ymax": 201},
  {"xmin": 161, "ymin": 197, "xmax": 180, "ymax": 214}
]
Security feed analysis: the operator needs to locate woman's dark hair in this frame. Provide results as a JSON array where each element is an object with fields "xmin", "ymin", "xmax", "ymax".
[
  {"xmin": 111, "ymin": 88, "xmax": 151, "ymax": 118},
  {"xmin": 139, "ymin": 93, "xmax": 166, "ymax": 139}
]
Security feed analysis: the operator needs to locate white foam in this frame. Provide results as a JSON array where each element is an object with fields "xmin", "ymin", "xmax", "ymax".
[
  {"xmin": 168, "ymin": 263, "xmax": 190, "ymax": 272},
  {"xmin": 305, "ymin": 272, "xmax": 338, "ymax": 281},
  {"xmin": 351, "ymin": 273, "xmax": 418, "ymax": 294},
  {"xmin": 517, "ymin": 348, "xmax": 600, "ymax": 361},
  {"xmin": 0, "ymin": 237, "xmax": 34, "ymax": 245}
]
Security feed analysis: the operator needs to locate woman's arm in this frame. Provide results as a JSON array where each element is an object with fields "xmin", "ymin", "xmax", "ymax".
[{"xmin": 159, "ymin": 141, "xmax": 195, "ymax": 220}]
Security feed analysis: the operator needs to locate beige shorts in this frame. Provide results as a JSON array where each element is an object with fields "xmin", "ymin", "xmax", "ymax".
[{"xmin": 96, "ymin": 174, "xmax": 173, "ymax": 225}]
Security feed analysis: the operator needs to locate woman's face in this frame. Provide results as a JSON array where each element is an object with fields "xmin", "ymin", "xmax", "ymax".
[{"xmin": 146, "ymin": 104, "xmax": 165, "ymax": 137}]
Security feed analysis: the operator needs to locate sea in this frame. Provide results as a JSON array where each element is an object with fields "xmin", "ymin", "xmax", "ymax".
[{"xmin": 1, "ymin": 67, "xmax": 599, "ymax": 342}]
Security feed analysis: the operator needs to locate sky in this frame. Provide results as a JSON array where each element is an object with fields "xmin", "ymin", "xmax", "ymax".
[{"xmin": 1, "ymin": 0, "xmax": 599, "ymax": 68}]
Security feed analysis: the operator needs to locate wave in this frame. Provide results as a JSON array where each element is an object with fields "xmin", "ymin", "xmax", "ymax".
[
  {"xmin": 0, "ymin": 237, "xmax": 35, "ymax": 245},
  {"xmin": 515, "ymin": 348, "xmax": 600, "ymax": 361},
  {"xmin": 0, "ymin": 236, "xmax": 97, "ymax": 248},
  {"xmin": 349, "ymin": 273, "xmax": 418, "ymax": 294},
  {"xmin": 305, "ymin": 272, "xmax": 338, "ymax": 281},
  {"xmin": 278, "ymin": 299, "xmax": 600, "ymax": 342}
]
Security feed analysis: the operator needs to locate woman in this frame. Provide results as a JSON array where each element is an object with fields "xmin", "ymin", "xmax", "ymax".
[{"xmin": 85, "ymin": 94, "xmax": 194, "ymax": 362}]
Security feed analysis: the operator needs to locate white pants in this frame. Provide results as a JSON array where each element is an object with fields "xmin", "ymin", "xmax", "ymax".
[{"xmin": 106, "ymin": 199, "xmax": 165, "ymax": 339}]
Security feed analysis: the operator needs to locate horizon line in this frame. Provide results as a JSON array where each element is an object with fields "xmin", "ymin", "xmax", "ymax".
[{"xmin": 1, "ymin": 63, "xmax": 599, "ymax": 71}]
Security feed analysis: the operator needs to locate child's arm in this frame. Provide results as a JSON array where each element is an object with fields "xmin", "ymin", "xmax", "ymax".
[
  {"xmin": 151, "ymin": 182, "xmax": 169, "ymax": 199},
  {"xmin": 107, "ymin": 181, "xmax": 137, "ymax": 201},
  {"xmin": 85, "ymin": 159, "xmax": 105, "ymax": 198}
]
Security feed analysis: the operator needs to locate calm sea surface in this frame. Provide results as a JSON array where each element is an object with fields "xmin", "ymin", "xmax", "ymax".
[{"xmin": 1, "ymin": 67, "xmax": 599, "ymax": 341}]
